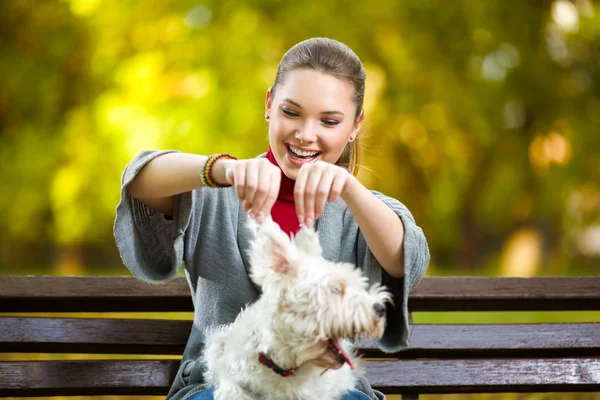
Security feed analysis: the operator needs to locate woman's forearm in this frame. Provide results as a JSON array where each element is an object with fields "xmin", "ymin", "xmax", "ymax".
[
  {"xmin": 127, "ymin": 153, "xmax": 209, "ymax": 199},
  {"xmin": 127, "ymin": 152, "xmax": 236, "ymax": 215},
  {"xmin": 341, "ymin": 176, "xmax": 405, "ymax": 278}
]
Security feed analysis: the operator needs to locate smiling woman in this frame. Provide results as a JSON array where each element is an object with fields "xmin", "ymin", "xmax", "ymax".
[
  {"xmin": 266, "ymin": 69, "xmax": 362, "ymax": 178},
  {"xmin": 267, "ymin": 38, "xmax": 366, "ymax": 179},
  {"xmin": 115, "ymin": 37, "xmax": 430, "ymax": 400}
]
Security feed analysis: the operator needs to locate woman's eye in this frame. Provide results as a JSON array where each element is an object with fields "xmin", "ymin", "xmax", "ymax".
[
  {"xmin": 281, "ymin": 108, "xmax": 298, "ymax": 117},
  {"xmin": 322, "ymin": 119, "xmax": 340, "ymax": 127}
]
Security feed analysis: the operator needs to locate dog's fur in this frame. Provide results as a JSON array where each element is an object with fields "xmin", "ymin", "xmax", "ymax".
[{"xmin": 200, "ymin": 218, "xmax": 390, "ymax": 400}]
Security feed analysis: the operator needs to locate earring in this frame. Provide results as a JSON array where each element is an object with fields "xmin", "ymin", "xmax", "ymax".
[
  {"xmin": 349, "ymin": 135, "xmax": 355, "ymax": 142},
  {"xmin": 265, "ymin": 113, "xmax": 270, "ymax": 120}
]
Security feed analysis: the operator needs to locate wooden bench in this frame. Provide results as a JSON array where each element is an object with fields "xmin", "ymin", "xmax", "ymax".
[{"xmin": 1, "ymin": 275, "xmax": 599, "ymax": 398}]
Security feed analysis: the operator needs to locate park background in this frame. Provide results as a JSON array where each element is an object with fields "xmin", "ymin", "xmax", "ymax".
[{"xmin": 0, "ymin": 0, "xmax": 599, "ymax": 399}]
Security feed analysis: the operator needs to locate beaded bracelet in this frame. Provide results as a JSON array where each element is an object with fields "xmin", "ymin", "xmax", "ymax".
[{"xmin": 200, "ymin": 153, "xmax": 237, "ymax": 188}]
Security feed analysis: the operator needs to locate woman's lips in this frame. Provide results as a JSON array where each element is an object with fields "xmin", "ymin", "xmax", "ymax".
[{"xmin": 285, "ymin": 144, "xmax": 321, "ymax": 167}]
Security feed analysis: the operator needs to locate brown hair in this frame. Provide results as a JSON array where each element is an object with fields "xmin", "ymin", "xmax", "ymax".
[{"xmin": 271, "ymin": 38, "xmax": 366, "ymax": 176}]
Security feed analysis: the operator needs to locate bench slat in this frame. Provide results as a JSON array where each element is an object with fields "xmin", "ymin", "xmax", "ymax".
[
  {"xmin": 360, "ymin": 322, "xmax": 600, "ymax": 358},
  {"xmin": 1, "ymin": 359, "xmax": 598, "ymax": 397},
  {"xmin": 2, "ymin": 317, "xmax": 599, "ymax": 358},
  {"xmin": 0, "ymin": 317, "xmax": 191, "ymax": 354},
  {"xmin": 366, "ymin": 358, "xmax": 600, "ymax": 394},
  {"xmin": 0, "ymin": 360, "xmax": 176, "ymax": 396},
  {"xmin": 0, "ymin": 276, "xmax": 192, "ymax": 313},
  {"xmin": 2, "ymin": 276, "xmax": 599, "ymax": 312},
  {"xmin": 413, "ymin": 276, "xmax": 600, "ymax": 311}
]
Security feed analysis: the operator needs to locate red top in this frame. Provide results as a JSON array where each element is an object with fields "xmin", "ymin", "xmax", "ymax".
[{"xmin": 266, "ymin": 149, "xmax": 301, "ymax": 237}]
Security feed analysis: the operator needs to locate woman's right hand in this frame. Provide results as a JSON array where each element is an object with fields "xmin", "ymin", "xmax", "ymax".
[{"xmin": 216, "ymin": 158, "xmax": 281, "ymax": 219}]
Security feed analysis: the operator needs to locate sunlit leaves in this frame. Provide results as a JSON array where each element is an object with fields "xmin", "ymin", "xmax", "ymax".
[{"xmin": 0, "ymin": 0, "xmax": 599, "ymax": 272}]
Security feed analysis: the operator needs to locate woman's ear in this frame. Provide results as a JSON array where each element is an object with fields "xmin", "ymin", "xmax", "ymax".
[
  {"xmin": 352, "ymin": 109, "xmax": 365, "ymax": 139},
  {"xmin": 265, "ymin": 87, "xmax": 273, "ymax": 113}
]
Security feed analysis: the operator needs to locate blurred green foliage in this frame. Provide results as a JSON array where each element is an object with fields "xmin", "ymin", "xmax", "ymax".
[
  {"xmin": 0, "ymin": 0, "xmax": 599, "ymax": 276},
  {"xmin": 1, "ymin": 3, "xmax": 598, "ymax": 399}
]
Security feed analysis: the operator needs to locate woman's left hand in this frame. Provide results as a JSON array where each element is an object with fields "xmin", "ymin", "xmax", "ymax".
[{"xmin": 294, "ymin": 161, "xmax": 358, "ymax": 227}]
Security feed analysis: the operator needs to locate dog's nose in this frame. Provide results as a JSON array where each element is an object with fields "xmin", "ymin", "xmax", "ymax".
[{"xmin": 373, "ymin": 303, "xmax": 386, "ymax": 318}]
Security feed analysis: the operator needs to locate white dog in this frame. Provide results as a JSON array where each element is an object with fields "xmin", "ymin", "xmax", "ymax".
[{"xmin": 201, "ymin": 218, "xmax": 391, "ymax": 400}]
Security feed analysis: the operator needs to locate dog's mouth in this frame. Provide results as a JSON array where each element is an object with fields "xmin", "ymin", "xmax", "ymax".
[{"xmin": 314, "ymin": 338, "xmax": 355, "ymax": 370}]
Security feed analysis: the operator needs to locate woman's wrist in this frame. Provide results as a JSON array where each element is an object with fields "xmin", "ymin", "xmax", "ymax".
[
  {"xmin": 340, "ymin": 174, "xmax": 362, "ymax": 204},
  {"xmin": 211, "ymin": 158, "xmax": 237, "ymax": 186}
]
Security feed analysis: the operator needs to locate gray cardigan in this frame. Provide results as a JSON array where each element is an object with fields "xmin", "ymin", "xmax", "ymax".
[{"xmin": 114, "ymin": 150, "xmax": 430, "ymax": 400}]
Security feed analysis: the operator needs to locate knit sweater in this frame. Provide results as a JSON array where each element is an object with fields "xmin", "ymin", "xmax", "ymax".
[{"xmin": 113, "ymin": 150, "xmax": 430, "ymax": 400}]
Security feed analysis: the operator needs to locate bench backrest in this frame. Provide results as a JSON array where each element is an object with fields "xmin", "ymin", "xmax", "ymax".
[{"xmin": 1, "ymin": 276, "xmax": 599, "ymax": 397}]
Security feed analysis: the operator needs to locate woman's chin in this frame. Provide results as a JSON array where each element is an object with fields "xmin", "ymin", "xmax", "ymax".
[
  {"xmin": 280, "ymin": 166, "xmax": 298, "ymax": 181},
  {"xmin": 278, "ymin": 155, "xmax": 298, "ymax": 179}
]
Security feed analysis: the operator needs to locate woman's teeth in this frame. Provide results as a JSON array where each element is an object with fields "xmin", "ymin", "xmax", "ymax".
[{"xmin": 288, "ymin": 145, "xmax": 319, "ymax": 159}]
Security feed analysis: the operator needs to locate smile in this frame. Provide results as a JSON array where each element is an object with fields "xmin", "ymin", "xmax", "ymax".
[{"xmin": 286, "ymin": 144, "xmax": 322, "ymax": 161}]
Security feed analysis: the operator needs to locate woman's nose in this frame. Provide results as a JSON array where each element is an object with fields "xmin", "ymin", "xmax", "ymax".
[{"xmin": 295, "ymin": 124, "xmax": 318, "ymax": 144}]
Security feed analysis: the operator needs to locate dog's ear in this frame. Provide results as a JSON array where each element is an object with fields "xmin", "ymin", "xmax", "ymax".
[
  {"xmin": 294, "ymin": 224, "xmax": 322, "ymax": 257},
  {"xmin": 247, "ymin": 217, "xmax": 299, "ymax": 287}
]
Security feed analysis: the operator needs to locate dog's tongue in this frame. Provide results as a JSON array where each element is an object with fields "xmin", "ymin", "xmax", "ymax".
[{"xmin": 332, "ymin": 339, "xmax": 355, "ymax": 370}]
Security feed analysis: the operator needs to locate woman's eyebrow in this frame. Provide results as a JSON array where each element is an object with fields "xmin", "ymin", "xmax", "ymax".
[
  {"xmin": 282, "ymin": 98, "xmax": 302, "ymax": 108},
  {"xmin": 282, "ymin": 98, "xmax": 345, "ymax": 116}
]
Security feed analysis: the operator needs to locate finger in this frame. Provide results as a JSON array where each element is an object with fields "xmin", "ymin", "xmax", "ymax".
[
  {"xmin": 300, "ymin": 167, "xmax": 323, "ymax": 228},
  {"xmin": 233, "ymin": 162, "xmax": 246, "ymax": 205},
  {"xmin": 294, "ymin": 166, "xmax": 309, "ymax": 226},
  {"xmin": 249, "ymin": 162, "xmax": 272, "ymax": 216},
  {"xmin": 260, "ymin": 167, "xmax": 281, "ymax": 218},
  {"xmin": 328, "ymin": 170, "xmax": 347, "ymax": 203},
  {"xmin": 244, "ymin": 161, "xmax": 259, "ymax": 214},
  {"xmin": 314, "ymin": 170, "xmax": 335, "ymax": 220}
]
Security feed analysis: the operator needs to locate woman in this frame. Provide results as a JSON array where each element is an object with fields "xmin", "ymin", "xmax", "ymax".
[{"xmin": 114, "ymin": 37, "xmax": 430, "ymax": 400}]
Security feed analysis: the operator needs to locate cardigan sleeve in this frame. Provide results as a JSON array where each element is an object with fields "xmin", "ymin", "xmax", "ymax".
[
  {"xmin": 358, "ymin": 191, "xmax": 430, "ymax": 353},
  {"xmin": 113, "ymin": 150, "xmax": 195, "ymax": 283}
]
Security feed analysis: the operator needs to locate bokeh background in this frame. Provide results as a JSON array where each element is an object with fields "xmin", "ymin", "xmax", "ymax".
[{"xmin": 1, "ymin": 0, "xmax": 599, "ymax": 399}]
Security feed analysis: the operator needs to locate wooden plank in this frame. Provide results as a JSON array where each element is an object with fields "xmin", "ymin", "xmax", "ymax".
[
  {"xmin": 1, "ymin": 358, "xmax": 599, "ymax": 397},
  {"xmin": 0, "ymin": 276, "xmax": 192, "ymax": 312},
  {"xmin": 366, "ymin": 358, "xmax": 600, "ymax": 394},
  {"xmin": 2, "ymin": 317, "xmax": 599, "ymax": 359},
  {"xmin": 358, "ymin": 322, "xmax": 600, "ymax": 359},
  {"xmin": 410, "ymin": 276, "xmax": 600, "ymax": 311},
  {"xmin": 0, "ymin": 360, "xmax": 177, "ymax": 396},
  {"xmin": 1, "ymin": 276, "xmax": 599, "ymax": 312},
  {"xmin": 0, "ymin": 317, "xmax": 191, "ymax": 354}
]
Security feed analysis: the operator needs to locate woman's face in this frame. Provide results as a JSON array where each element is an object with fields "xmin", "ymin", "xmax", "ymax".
[{"xmin": 266, "ymin": 69, "xmax": 363, "ymax": 180}]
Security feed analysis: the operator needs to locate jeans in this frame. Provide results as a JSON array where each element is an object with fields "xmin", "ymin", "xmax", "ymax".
[{"xmin": 188, "ymin": 387, "xmax": 372, "ymax": 399}]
